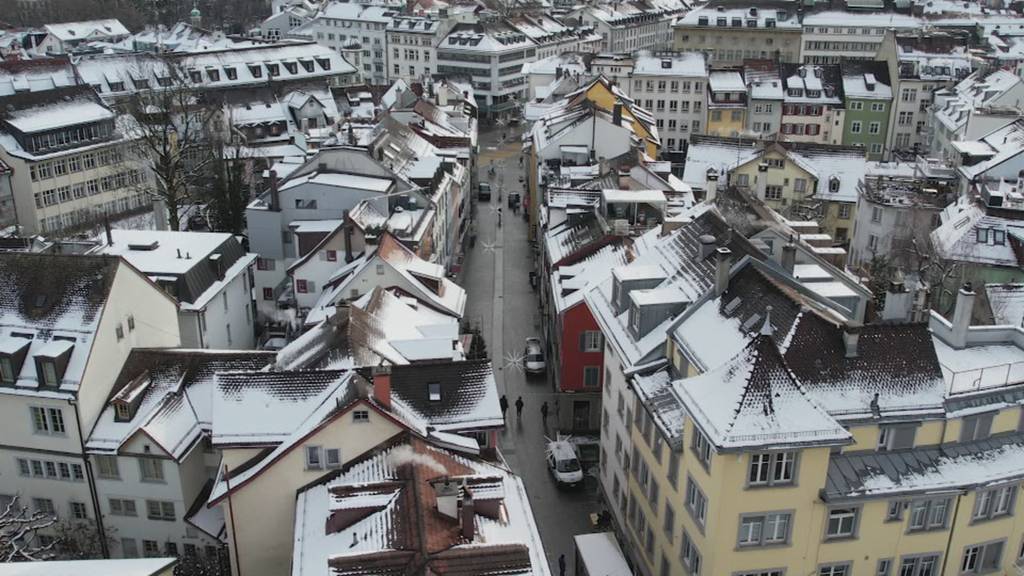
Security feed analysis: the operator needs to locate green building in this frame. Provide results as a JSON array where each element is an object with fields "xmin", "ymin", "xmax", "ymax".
[{"xmin": 840, "ymin": 61, "xmax": 893, "ymax": 160}]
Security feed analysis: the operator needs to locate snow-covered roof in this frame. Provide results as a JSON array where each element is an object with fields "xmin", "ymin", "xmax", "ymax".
[
  {"xmin": 0, "ymin": 254, "xmax": 121, "ymax": 394},
  {"xmin": 842, "ymin": 72, "xmax": 892, "ymax": 100},
  {"xmin": 44, "ymin": 19, "xmax": 129, "ymax": 42},
  {"xmin": 211, "ymin": 370, "xmax": 355, "ymax": 447},
  {"xmin": 682, "ymin": 136, "xmax": 761, "ymax": 189},
  {"xmin": 930, "ymin": 203, "xmax": 1024, "ymax": 267},
  {"xmin": 933, "ymin": 337, "xmax": 1024, "ymax": 395},
  {"xmin": 934, "ymin": 69, "xmax": 1022, "ymax": 133},
  {"xmin": 956, "ymin": 119, "xmax": 1024, "ymax": 181},
  {"xmin": 632, "ymin": 52, "xmax": 706, "ymax": 78},
  {"xmin": 675, "ymin": 334, "xmax": 851, "ymax": 450},
  {"xmin": 87, "ymin": 350, "xmax": 273, "ymax": 459},
  {"xmin": 292, "ymin": 436, "xmax": 550, "ymax": 576},
  {"xmin": 319, "ymin": 3, "xmax": 395, "ymax": 22},
  {"xmin": 708, "ymin": 71, "xmax": 745, "ymax": 93},
  {"xmin": 280, "ymin": 171, "xmax": 394, "ymax": 193},
  {"xmin": 745, "ymin": 64, "xmax": 783, "ymax": 100},
  {"xmin": 551, "ymin": 242, "xmax": 629, "ymax": 313},
  {"xmin": 95, "ymin": 230, "xmax": 232, "ymax": 275},
  {"xmin": 439, "ymin": 22, "xmax": 534, "ymax": 54},
  {"xmin": 0, "ymin": 558, "xmax": 177, "ymax": 576},
  {"xmin": 802, "ymin": 11, "xmax": 920, "ymax": 27},
  {"xmin": 987, "ymin": 283, "xmax": 1024, "ymax": 327},
  {"xmin": 675, "ymin": 5, "xmax": 801, "ymax": 29},
  {"xmin": 633, "ymin": 369, "xmax": 685, "ymax": 447},
  {"xmin": 0, "ymin": 59, "xmax": 77, "ymax": 97},
  {"xmin": 4, "ymin": 97, "xmax": 113, "ymax": 134},
  {"xmin": 791, "ymin": 147, "xmax": 867, "ymax": 204}
]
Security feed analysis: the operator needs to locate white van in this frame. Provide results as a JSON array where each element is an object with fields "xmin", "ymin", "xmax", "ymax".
[{"xmin": 546, "ymin": 440, "xmax": 583, "ymax": 487}]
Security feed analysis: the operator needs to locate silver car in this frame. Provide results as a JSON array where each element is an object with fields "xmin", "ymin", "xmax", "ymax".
[{"xmin": 525, "ymin": 337, "xmax": 545, "ymax": 374}]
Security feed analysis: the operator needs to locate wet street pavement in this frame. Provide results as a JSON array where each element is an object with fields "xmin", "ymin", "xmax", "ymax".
[{"xmin": 459, "ymin": 125, "xmax": 602, "ymax": 575}]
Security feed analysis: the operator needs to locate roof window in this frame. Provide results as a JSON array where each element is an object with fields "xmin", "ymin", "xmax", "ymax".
[
  {"xmin": 429, "ymin": 382, "xmax": 441, "ymax": 401},
  {"xmin": 0, "ymin": 337, "xmax": 30, "ymax": 385}
]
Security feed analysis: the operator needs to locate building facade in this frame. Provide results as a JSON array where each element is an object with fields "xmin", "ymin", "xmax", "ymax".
[
  {"xmin": 628, "ymin": 53, "xmax": 707, "ymax": 152},
  {"xmin": 673, "ymin": 6, "xmax": 801, "ymax": 66}
]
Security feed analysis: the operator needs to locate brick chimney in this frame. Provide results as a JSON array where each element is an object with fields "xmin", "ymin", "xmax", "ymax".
[
  {"xmin": 460, "ymin": 489, "xmax": 475, "ymax": 541},
  {"xmin": 372, "ymin": 364, "xmax": 391, "ymax": 408},
  {"xmin": 714, "ymin": 247, "xmax": 732, "ymax": 296}
]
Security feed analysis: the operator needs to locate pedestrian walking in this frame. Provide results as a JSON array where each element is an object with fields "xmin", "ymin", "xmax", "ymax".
[
  {"xmin": 499, "ymin": 395, "xmax": 509, "ymax": 420},
  {"xmin": 540, "ymin": 401, "xmax": 548, "ymax": 420},
  {"xmin": 519, "ymin": 155, "xmax": 523, "ymax": 166},
  {"xmin": 558, "ymin": 553, "xmax": 566, "ymax": 576},
  {"xmin": 515, "ymin": 396, "xmax": 524, "ymax": 418}
]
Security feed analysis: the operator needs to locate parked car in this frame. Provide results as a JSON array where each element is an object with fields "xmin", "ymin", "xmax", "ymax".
[
  {"xmin": 525, "ymin": 337, "xmax": 545, "ymax": 374},
  {"xmin": 478, "ymin": 182, "xmax": 492, "ymax": 200},
  {"xmin": 546, "ymin": 440, "xmax": 583, "ymax": 487}
]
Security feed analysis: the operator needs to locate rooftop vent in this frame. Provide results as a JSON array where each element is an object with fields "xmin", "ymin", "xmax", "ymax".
[{"xmin": 128, "ymin": 241, "xmax": 160, "ymax": 251}]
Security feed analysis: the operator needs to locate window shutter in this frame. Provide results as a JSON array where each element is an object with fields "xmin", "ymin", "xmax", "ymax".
[
  {"xmin": 579, "ymin": 332, "xmax": 586, "ymax": 352},
  {"xmin": 977, "ymin": 413, "xmax": 994, "ymax": 440}
]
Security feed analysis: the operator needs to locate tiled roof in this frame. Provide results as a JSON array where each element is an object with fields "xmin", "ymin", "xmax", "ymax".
[
  {"xmin": 825, "ymin": 432, "xmax": 1024, "ymax": 499},
  {"xmin": 294, "ymin": 436, "xmax": 546, "ymax": 576},
  {"xmin": 543, "ymin": 214, "xmax": 608, "ymax": 267},
  {"xmin": 673, "ymin": 334, "xmax": 851, "ymax": 450},
  {"xmin": 366, "ymin": 360, "xmax": 503, "ymax": 432}
]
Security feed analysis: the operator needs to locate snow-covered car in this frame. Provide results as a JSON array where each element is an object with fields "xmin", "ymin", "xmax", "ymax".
[
  {"xmin": 546, "ymin": 440, "xmax": 583, "ymax": 487},
  {"xmin": 525, "ymin": 337, "xmax": 545, "ymax": 374}
]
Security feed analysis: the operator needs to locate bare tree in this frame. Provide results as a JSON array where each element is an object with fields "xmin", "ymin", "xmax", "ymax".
[
  {"xmin": 0, "ymin": 496, "xmax": 58, "ymax": 562},
  {"xmin": 51, "ymin": 519, "xmax": 114, "ymax": 560},
  {"xmin": 204, "ymin": 130, "xmax": 255, "ymax": 235},
  {"xmin": 123, "ymin": 56, "xmax": 221, "ymax": 231}
]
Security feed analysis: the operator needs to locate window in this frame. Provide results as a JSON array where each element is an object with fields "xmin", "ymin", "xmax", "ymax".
[
  {"xmin": 668, "ymin": 450, "xmax": 680, "ymax": 488},
  {"xmin": 680, "ymin": 530, "xmax": 701, "ymax": 574},
  {"xmin": 961, "ymin": 413, "xmax": 994, "ymax": 442},
  {"xmin": 95, "ymin": 455, "xmax": 120, "ymax": 479},
  {"xmin": 428, "ymin": 382, "xmax": 442, "ymax": 401},
  {"xmin": 872, "ymin": 206, "xmax": 883, "ymax": 223},
  {"xmin": 146, "ymin": 500, "xmax": 175, "ymax": 521},
  {"xmin": 581, "ymin": 331, "xmax": 602, "ymax": 352},
  {"xmin": 908, "ymin": 498, "xmax": 950, "ymax": 531},
  {"xmin": 899, "ymin": 555, "xmax": 939, "ymax": 576},
  {"xmin": 143, "ymin": 540, "xmax": 160, "ymax": 557},
  {"xmin": 256, "ymin": 257, "xmax": 276, "ymax": 271},
  {"xmin": 305, "ymin": 446, "xmax": 322, "ymax": 469},
  {"xmin": 878, "ymin": 424, "xmax": 916, "ymax": 450},
  {"xmin": 139, "ymin": 458, "xmax": 164, "ymax": 482},
  {"xmin": 765, "ymin": 186, "xmax": 783, "ymax": 200},
  {"xmin": 663, "ymin": 502, "xmax": 675, "ymax": 539},
  {"xmin": 691, "ymin": 428, "xmax": 712, "ymax": 468},
  {"xmin": 973, "ymin": 485, "xmax": 1016, "ymax": 522},
  {"xmin": 325, "ymin": 250, "xmax": 338, "ymax": 262},
  {"xmin": 877, "ymin": 559, "xmax": 891, "ymax": 576},
  {"xmin": 296, "ymin": 279, "xmax": 308, "ymax": 293},
  {"xmin": 838, "ymin": 204, "xmax": 852, "ymax": 219},
  {"xmin": 325, "ymin": 448, "xmax": 341, "ymax": 468},
  {"xmin": 885, "ymin": 500, "xmax": 903, "ymax": 522},
  {"xmin": 31, "ymin": 407, "xmax": 65, "ymax": 435},
  {"xmin": 262, "ymin": 287, "xmax": 274, "ymax": 301},
  {"xmin": 122, "ymin": 538, "xmax": 139, "ymax": 558},
  {"xmin": 869, "ymin": 122, "xmax": 881, "ymax": 135},
  {"xmin": 353, "ymin": 410, "xmax": 369, "ymax": 422},
  {"xmin": 819, "ymin": 564, "xmax": 850, "ymax": 576},
  {"xmin": 685, "ymin": 476, "xmax": 707, "ymax": 528},
  {"xmin": 583, "ymin": 366, "xmax": 600, "ymax": 388},
  {"xmin": 825, "ymin": 507, "xmax": 858, "ymax": 539},
  {"xmin": 961, "ymin": 540, "xmax": 1004, "ymax": 574},
  {"xmin": 747, "ymin": 452, "xmax": 796, "ymax": 487},
  {"xmin": 109, "ymin": 498, "xmax": 137, "ymax": 517},
  {"xmin": 851, "ymin": 121, "xmax": 862, "ymax": 134},
  {"xmin": 71, "ymin": 501, "xmax": 88, "ymax": 520},
  {"xmin": 33, "ymin": 498, "xmax": 55, "ymax": 517},
  {"xmin": 738, "ymin": 511, "xmax": 792, "ymax": 546}
]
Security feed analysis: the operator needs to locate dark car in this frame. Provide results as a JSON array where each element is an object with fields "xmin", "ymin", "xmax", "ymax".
[{"xmin": 478, "ymin": 182, "xmax": 492, "ymax": 200}]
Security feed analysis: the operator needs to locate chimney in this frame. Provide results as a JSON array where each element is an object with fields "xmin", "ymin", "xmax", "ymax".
[
  {"xmin": 612, "ymin": 102, "xmax": 622, "ymax": 126},
  {"xmin": 842, "ymin": 324, "xmax": 860, "ymax": 358},
  {"xmin": 598, "ymin": 156, "xmax": 608, "ymax": 176},
  {"xmin": 698, "ymin": 234, "xmax": 717, "ymax": 259},
  {"xmin": 342, "ymin": 210, "xmax": 354, "ymax": 263},
  {"xmin": 269, "ymin": 170, "xmax": 280, "ymax": 212},
  {"xmin": 756, "ymin": 162, "xmax": 769, "ymax": 200},
  {"xmin": 781, "ymin": 240, "xmax": 796, "ymax": 274},
  {"xmin": 714, "ymin": 247, "xmax": 732, "ymax": 296},
  {"xmin": 881, "ymin": 271, "xmax": 912, "ymax": 322},
  {"xmin": 950, "ymin": 283, "xmax": 975, "ymax": 349},
  {"xmin": 433, "ymin": 478, "xmax": 460, "ymax": 519},
  {"xmin": 372, "ymin": 364, "xmax": 391, "ymax": 408},
  {"xmin": 460, "ymin": 489, "xmax": 475, "ymax": 541},
  {"xmin": 705, "ymin": 168, "xmax": 719, "ymax": 202},
  {"xmin": 103, "ymin": 216, "xmax": 113, "ymax": 246}
]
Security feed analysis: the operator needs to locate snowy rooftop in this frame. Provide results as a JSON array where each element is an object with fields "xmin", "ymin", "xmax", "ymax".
[
  {"xmin": 94, "ymin": 230, "xmax": 232, "ymax": 275},
  {"xmin": 986, "ymin": 284, "xmax": 1024, "ymax": 327},
  {"xmin": 44, "ymin": 18, "xmax": 129, "ymax": 41},
  {"xmin": 551, "ymin": 242, "xmax": 629, "ymax": 313},
  {"xmin": 957, "ymin": 120, "xmax": 1024, "ymax": 182},
  {"xmin": 935, "ymin": 70, "xmax": 1022, "ymax": 132},
  {"xmin": 676, "ymin": 5, "xmax": 801, "ymax": 29},
  {"xmin": 632, "ymin": 53, "xmax": 706, "ymax": 78},
  {"xmin": 280, "ymin": 172, "xmax": 394, "ymax": 193},
  {"xmin": 87, "ymin": 350, "xmax": 273, "ymax": 459},
  {"xmin": 842, "ymin": 72, "xmax": 892, "ymax": 100},
  {"xmin": 930, "ymin": 203, "xmax": 1024, "ymax": 268},
  {"xmin": 292, "ymin": 436, "xmax": 550, "ymax": 576},
  {"xmin": 682, "ymin": 136, "xmax": 761, "ymax": 190},
  {"xmin": 4, "ymin": 98, "xmax": 113, "ymax": 134},
  {"xmin": 675, "ymin": 335, "xmax": 851, "ymax": 450},
  {"xmin": 708, "ymin": 71, "xmax": 746, "ymax": 93},
  {"xmin": 802, "ymin": 11, "xmax": 921, "ymax": 27}
]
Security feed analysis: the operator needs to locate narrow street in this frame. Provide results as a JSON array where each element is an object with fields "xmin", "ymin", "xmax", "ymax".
[{"xmin": 460, "ymin": 125, "xmax": 600, "ymax": 575}]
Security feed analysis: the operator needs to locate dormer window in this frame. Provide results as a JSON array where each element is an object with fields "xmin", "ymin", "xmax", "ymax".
[
  {"xmin": 266, "ymin": 63, "xmax": 280, "ymax": 77},
  {"xmin": 249, "ymin": 64, "xmax": 263, "ymax": 78},
  {"xmin": 994, "ymin": 230, "xmax": 1006, "ymax": 245},
  {"xmin": 115, "ymin": 402, "xmax": 132, "ymax": 421},
  {"xmin": 34, "ymin": 340, "xmax": 73, "ymax": 389},
  {"xmin": 0, "ymin": 337, "xmax": 31, "ymax": 385},
  {"xmin": 429, "ymin": 382, "xmax": 441, "ymax": 401},
  {"xmin": 977, "ymin": 228, "xmax": 990, "ymax": 243},
  {"xmin": 157, "ymin": 76, "xmax": 172, "ymax": 87},
  {"xmin": 300, "ymin": 59, "xmax": 314, "ymax": 73},
  {"xmin": 829, "ymin": 177, "xmax": 841, "ymax": 193},
  {"xmin": 225, "ymin": 67, "xmax": 237, "ymax": 80},
  {"xmin": 788, "ymin": 88, "xmax": 803, "ymax": 97},
  {"xmin": 807, "ymin": 90, "xmax": 821, "ymax": 98},
  {"xmin": 189, "ymin": 70, "xmax": 202, "ymax": 83},
  {"xmin": 284, "ymin": 61, "xmax": 298, "ymax": 74},
  {"xmin": 629, "ymin": 303, "xmax": 641, "ymax": 334},
  {"xmin": 315, "ymin": 57, "xmax": 331, "ymax": 70},
  {"xmin": 207, "ymin": 69, "xmax": 220, "ymax": 82}
]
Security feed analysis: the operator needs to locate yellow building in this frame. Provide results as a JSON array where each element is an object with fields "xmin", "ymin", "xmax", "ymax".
[
  {"xmin": 616, "ymin": 261, "xmax": 1024, "ymax": 576},
  {"xmin": 706, "ymin": 71, "xmax": 747, "ymax": 137}
]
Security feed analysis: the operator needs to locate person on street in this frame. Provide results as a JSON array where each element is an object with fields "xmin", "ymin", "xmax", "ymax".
[
  {"xmin": 499, "ymin": 395, "xmax": 509, "ymax": 420},
  {"xmin": 515, "ymin": 396, "xmax": 524, "ymax": 418},
  {"xmin": 540, "ymin": 401, "xmax": 549, "ymax": 420},
  {"xmin": 558, "ymin": 553, "xmax": 566, "ymax": 576}
]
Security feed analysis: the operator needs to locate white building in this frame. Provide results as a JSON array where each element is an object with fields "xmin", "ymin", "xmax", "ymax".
[
  {"xmin": 0, "ymin": 253, "xmax": 179, "ymax": 551},
  {"xmin": 436, "ymin": 22, "xmax": 536, "ymax": 120},
  {"xmin": 257, "ymin": 4, "xmax": 315, "ymax": 41},
  {"xmin": 930, "ymin": 69, "xmax": 1024, "ymax": 162},
  {"xmin": 578, "ymin": 0, "xmax": 683, "ymax": 53},
  {"xmin": 507, "ymin": 14, "xmax": 601, "ymax": 61},
  {"xmin": 309, "ymin": 4, "xmax": 395, "ymax": 85},
  {"xmin": 36, "ymin": 19, "xmax": 130, "ymax": 55},
  {"xmin": 85, "ymin": 349, "xmax": 273, "ymax": 559},
  {"xmin": 91, "ymin": 230, "xmax": 258, "ymax": 350},
  {"xmin": 0, "ymin": 86, "xmax": 152, "ymax": 235},
  {"xmin": 744, "ymin": 60, "xmax": 784, "ymax": 139},
  {"xmin": 799, "ymin": 11, "xmax": 921, "ymax": 64},
  {"xmin": 627, "ymin": 53, "xmax": 707, "ymax": 152},
  {"xmin": 246, "ymin": 148, "xmax": 413, "ymax": 321},
  {"xmin": 386, "ymin": 15, "xmax": 447, "ymax": 85}
]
